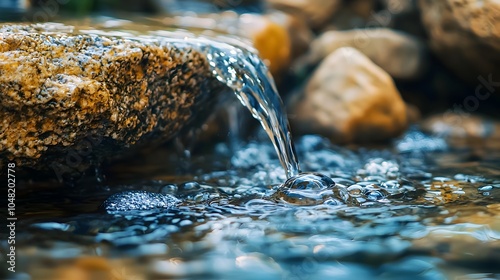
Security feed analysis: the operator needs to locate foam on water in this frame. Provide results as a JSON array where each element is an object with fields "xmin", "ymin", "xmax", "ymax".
[{"xmin": 102, "ymin": 190, "xmax": 180, "ymax": 213}]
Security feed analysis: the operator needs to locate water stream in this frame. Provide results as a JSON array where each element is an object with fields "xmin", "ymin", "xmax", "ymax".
[{"xmin": 197, "ymin": 37, "xmax": 302, "ymax": 179}]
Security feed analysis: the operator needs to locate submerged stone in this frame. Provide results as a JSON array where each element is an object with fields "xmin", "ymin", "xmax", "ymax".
[{"xmin": 0, "ymin": 23, "xmax": 228, "ymax": 174}]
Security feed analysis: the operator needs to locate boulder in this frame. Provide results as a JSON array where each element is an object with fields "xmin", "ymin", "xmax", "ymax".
[
  {"xmin": 419, "ymin": 0, "xmax": 500, "ymax": 85},
  {"xmin": 266, "ymin": 0, "xmax": 342, "ymax": 30},
  {"xmin": 289, "ymin": 47, "xmax": 408, "ymax": 143},
  {"xmin": 306, "ymin": 28, "xmax": 427, "ymax": 80},
  {"xmin": 236, "ymin": 13, "xmax": 291, "ymax": 75},
  {"xmin": 0, "ymin": 23, "xmax": 228, "ymax": 177}
]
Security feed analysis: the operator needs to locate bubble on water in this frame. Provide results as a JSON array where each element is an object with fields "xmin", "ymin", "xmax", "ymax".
[
  {"xmin": 160, "ymin": 184, "xmax": 178, "ymax": 195},
  {"xmin": 347, "ymin": 184, "xmax": 364, "ymax": 197},
  {"xmin": 273, "ymin": 173, "xmax": 347, "ymax": 206},
  {"xmin": 102, "ymin": 190, "xmax": 180, "ymax": 213},
  {"xmin": 364, "ymin": 189, "xmax": 389, "ymax": 202}
]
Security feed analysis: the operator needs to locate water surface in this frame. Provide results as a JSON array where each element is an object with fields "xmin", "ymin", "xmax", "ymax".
[{"xmin": 4, "ymin": 130, "xmax": 500, "ymax": 280}]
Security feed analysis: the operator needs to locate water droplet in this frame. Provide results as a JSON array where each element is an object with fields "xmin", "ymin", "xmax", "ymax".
[{"xmin": 347, "ymin": 184, "xmax": 364, "ymax": 197}]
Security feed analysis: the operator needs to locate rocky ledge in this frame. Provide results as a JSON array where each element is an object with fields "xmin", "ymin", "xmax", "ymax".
[{"xmin": 0, "ymin": 23, "xmax": 228, "ymax": 178}]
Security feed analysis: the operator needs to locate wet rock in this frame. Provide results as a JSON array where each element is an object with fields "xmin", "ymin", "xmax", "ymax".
[
  {"xmin": 405, "ymin": 103, "xmax": 421, "ymax": 124},
  {"xmin": 289, "ymin": 47, "xmax": 408, "ymax": 144},
  {"xmin": 267, "ymin": 0, "xmax": 342, "ymax": 30},
  {"xmin": 307, "ymin": 28, "xmax": 427, "ymax": 80},
  {"xmin": 421, "ymin": 113, "xmax": 500, "ymax": 150},
  {"xmin": 266, "ymin": 11, "xmax": 313, "ymax": 63},
  {"xmin": 419, "ymin": 0, "xmax": 500, "ymax": 84},
  {"xmin": 0, "ymin": 23, "xmax": 228, "ymax": 174},
  {"xmin": 236, "ymin": 13, "xmax": 291, "ymax": 75}
]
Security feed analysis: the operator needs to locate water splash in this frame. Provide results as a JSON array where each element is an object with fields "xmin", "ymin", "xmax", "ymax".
[{"xmin": 273, "ymin": 173, "xmax": 348, "ymax": 205}]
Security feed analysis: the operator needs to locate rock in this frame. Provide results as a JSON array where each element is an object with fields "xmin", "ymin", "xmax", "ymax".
[
  {"xmin": 266, "ymin": 11, "xmax": 313, "ymax": 63},
  {"xmin": 289, "ymin": 47, "xmax": 408, "ymax": 144},
  {"xmin": 162, "ymin": 12, "xmax": 295, "ymax": 76},
  {"xmin": 307, "ymin": 28, "xmax": 427, "ymax": 80},
  {"xmin": 421, "ymin": 113, "xmax": 500, "ymax": 150},
  {"xmin": 405, "ymin": 103, "xmax": 421, "ymax": 124},
  {"xmin": 347, "ymin": 0, "xmax": 375, "ymax": 20},
  {"xmin": 237, "ymin": 13, "xmax": 291, "ymax": 75},
  {"xmin": 266, "ymin": 0, "xmax": 342, "ymax": 30},
  {"xmin": 419, "ymin": 0, "xmax": 500, "ymax": 85},
  {"xmin": 0, "ymin": 23, "xmax": 228, "ymax": 175}
]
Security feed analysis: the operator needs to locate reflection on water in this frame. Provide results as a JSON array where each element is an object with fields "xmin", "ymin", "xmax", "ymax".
[{"xmin": 3, "ymin": 130, "xmax": 500, "ymax": 279}]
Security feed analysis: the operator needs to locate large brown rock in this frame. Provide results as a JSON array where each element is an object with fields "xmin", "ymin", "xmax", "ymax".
[
  {"xmin": 289, "ymin": 47, "xmax": 408, "ymax": 143},
  {"xmin": 306, "ymin": 28, "xmax": 427, "ymax": 80},
  {"xmin": 419, "ymin": 0, "xmax": 500, "ymax": 84},
  {"xmin": 0, "ymin": 23, "xmax": 228, "ymax": 176}
]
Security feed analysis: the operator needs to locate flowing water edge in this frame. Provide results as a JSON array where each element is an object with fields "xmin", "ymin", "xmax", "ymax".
[{"xmin": 2, "ymin": 28, "xmax": 500, "ymax": 280}]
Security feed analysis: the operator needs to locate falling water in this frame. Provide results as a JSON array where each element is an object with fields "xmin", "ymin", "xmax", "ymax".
[{"xmin": 189, "ymin": 37, "xmax": 302, "ymax": 178}]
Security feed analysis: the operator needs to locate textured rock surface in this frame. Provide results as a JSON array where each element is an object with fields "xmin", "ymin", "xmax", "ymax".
[
  {"xmin": 307, "ymin": 28, "xmax": 427, "ymax": 80},
  {"xmin": 289, "ymin": 47, "xmax": 408, "ymax": 143},
  {"xmin": 419, "ymin": 0, "xmax": 500, "ymax": 84},
  {"xmin": 0, "ymin": 23, "xmax": 228, "ymax": 173}
]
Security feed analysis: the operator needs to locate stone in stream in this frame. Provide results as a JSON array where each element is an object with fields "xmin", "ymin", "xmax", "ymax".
[
  {"xmin": 289, "ymin": 47, "xmax": 408, "ymax": 144},
  {"xmin": 306, "ymin": 28, "xmax": 428, "ymax": 80},
  {"xmin": 419, "ymin": 0, "xmax": 500, "ymax": 85},
  {"xmin": 422, "ymin": 113, "xmax": 500, "ymax": 150},
  {"xmin": 0, "ymin": 23, "xmax": 229, "ymax": 176},
  {"xmin": 267, "ymin": 0, "xmax": 342, "ymax": 30}
]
